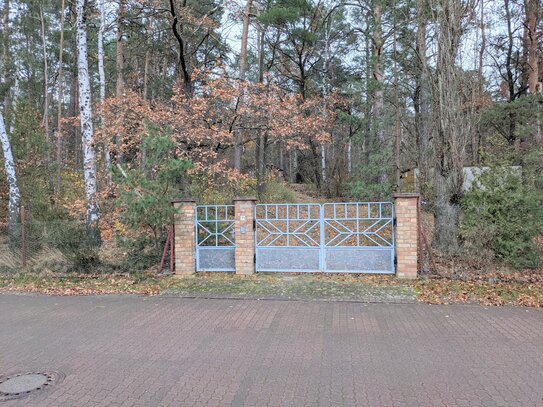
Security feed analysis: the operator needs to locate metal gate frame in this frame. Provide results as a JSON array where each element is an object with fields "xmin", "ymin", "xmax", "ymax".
[
  {"xmin": 195, "ymin": 205, "xmax": 235, "ymax": 272},
  {"xmin": 255, "ymin": 202, "xmax": 395, "ymax": 273}
]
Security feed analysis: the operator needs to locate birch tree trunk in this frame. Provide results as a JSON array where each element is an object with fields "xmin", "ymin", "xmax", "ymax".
[
  {"xmin": 1, "ymin": 0, "xmax": 11, "ymax": 120},
  {"xmin": 0, "ymin": 112, "xmax": 20, "ymax": 229},
  {"xmin": 98, "ymin": 0, "xmax": 112, "ymax": 187},
  {"xmin": 75, "ymin": 0, "xmax": 100, "ymax": 230},
  {"xmin": 55, "ymin": 0, "xmax": 65, "ymax": 194}
]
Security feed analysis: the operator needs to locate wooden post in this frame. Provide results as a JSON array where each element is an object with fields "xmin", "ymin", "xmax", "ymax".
[{"xmin": 20, "ymin": 206, "xmax": 26, "ymax": 267}]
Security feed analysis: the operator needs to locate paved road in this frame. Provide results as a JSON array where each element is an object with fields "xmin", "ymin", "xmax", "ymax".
[{"xmin": 0, "ymin": 294, "xmax": 542, "ymax": 407}]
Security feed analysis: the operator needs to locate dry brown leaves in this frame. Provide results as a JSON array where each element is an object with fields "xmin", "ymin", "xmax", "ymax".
[{"xmin": 0, "ymin": 274, "xmax": 173, "ymax": 297}]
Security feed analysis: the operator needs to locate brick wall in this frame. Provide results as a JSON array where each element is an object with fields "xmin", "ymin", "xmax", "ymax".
[
  {"xmin": 172, "ymin": 199, "xmax": 197, "ymax": 275},
  {"xmin": 233, "ymin": 197, "xmax": 256, "ymax": 275},
  {"xmin": 393, "ymin": 193, "xmax": 420, "ymax": 279}
]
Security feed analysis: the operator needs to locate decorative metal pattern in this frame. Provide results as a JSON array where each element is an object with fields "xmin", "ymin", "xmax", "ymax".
[
  {"xmin": 255, "ymin": 202, "xmax": 394, "ymax": 273},
  {"xmin": 323, "ymin": 202, "xmax": 394, "ymax": 273},
  {"xmin": 255, "ymin": 204, "xmax": 321, "ymax": 272},
  {"xmin": 323, "ymin": 202, "xmax": 393, "ymax": 247},
  {"xmin": 196, "ymin": 205, "xmax": 235, "ymax": 272}
]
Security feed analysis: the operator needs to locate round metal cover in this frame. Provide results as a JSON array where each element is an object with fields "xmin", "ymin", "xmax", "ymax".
[{"xmin": 0, "ymin": 371, "xmax": 64, "ymax": 401}]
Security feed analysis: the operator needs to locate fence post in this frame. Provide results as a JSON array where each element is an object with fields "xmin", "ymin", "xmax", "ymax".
[
  {"xmin": 172, "ymin": 198, "xmax": 197, "ymax": 276},
  {"xmin": 393, "ymin": 193, "xmax": 420, "ymax": 279},
  {"xmin": 20, "ymin": 206, "xmax": 27, "ymax": 268},
  {"xmin": 233, "ymin": 197, "xmax": 257, "ymax": 275}
]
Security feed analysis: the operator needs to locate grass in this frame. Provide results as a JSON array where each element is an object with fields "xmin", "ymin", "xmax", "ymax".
[{"xmin": 1, "ymin": 272, "xmax": 542, "ymax": 307}]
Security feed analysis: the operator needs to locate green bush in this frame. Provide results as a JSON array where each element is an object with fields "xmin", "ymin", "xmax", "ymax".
[
  {"xmin": 115, "ymin": 123, "xmax": 192, "ymax": 267},
  {"xmin": 350, "ymin": 145, "xmax": 393, "ymax": 201},
  {"xmin": 461, "ymin": 166, "xmax": 542, "ymax": 269},
  {"xmin": 116, "ymin": 234, "xmax": 165, "ymax": 272},
  {"xmin": 45, "ymin": 222, "xmax": 101, "ymax": 271},
  {"xmin": 259, "ymin": 177, "xmax": 298, "ymax": 203}
]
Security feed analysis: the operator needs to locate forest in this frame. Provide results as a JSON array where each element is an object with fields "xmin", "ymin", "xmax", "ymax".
[{"xmin": 0, "ymin": 0, "xmax": 541, "ymax": 273}]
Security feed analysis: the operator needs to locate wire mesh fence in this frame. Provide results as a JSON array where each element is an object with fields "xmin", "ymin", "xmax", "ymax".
[
  {"xmin": 0, "ymin": 208, "xmax": 102, "ymax": 274},
  {"xmin": 0, "ymin": 207, "xmax": 175, "ymax": 275}
]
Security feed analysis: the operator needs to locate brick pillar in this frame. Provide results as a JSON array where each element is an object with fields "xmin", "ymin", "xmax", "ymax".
[
  {"xmin": 172, "ymin": 198, "xmax": 197, "ymax": 275},
  {"xmin": 234, "ymin": 197, "xmax": 257, "ymax": 275},
  {"xmin": 393, "ymin": 193, "xmax": 420, "ymax": 279}
]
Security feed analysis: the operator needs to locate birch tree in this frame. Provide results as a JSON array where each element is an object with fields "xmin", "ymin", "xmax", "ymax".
[
  {"xmin": 75, "ymin": 0, "xmax": 100, "ymax": 230},
  {"xmin": 0, "ymin": 111, "xmax": 20, "ymax": 228}
]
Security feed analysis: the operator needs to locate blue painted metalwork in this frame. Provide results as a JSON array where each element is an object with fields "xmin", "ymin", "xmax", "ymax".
[
  {"xmin": 195, "ymin": 205, "xmax": 235, "ymax": 272},
  {"xmin": 255, "ymin": 202, "xmax": 394, "ymax": 273},
  {"xmin": 322, "ymin": 202, "xmax": 394, "ymax": 273},
  {"xmin": 255, "ymin": 204, "xmax": 321, "ymax": 272}
]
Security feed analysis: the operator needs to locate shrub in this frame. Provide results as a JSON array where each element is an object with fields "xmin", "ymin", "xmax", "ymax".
[
  {"xmin": 46, "ymin": 222, "xmax": 101, "ymax": 271},
  {"xmin": 259, "ymin": 177, "xmax": 297, "ymax": 203},
  {"xmin": 461, "ymin": 166, "xmax": 542, "ymax": 269},
  {"xmin": 350, "ymin": 145, "xmax": 393, "ymax": 201},
  {"xmin": 114, "ymin": 123, "xmax": 192, "ymax": 267}
]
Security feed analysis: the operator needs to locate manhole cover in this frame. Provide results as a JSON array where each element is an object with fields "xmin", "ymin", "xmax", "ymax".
[{"xmin": 0, "ymin": 371, "xmax": 64, "ymax": 401}]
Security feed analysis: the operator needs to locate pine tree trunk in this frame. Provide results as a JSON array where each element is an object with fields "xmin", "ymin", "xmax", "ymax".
[
  {"xmin": 431, "ymin": 0, "xmax": 470, "ymax": 252},
  {"xmin": 115, "ymin": 0, "xmax": 125, "ymax": 164},
  {"xmin": 40, "ymin": 7, "xmax": 54, "ymax": 195},
  {"xmin": 55, "ymin": 0, "xmax": 65, "ymax": 195},
  {"xmin": 415, "ymin": 0, "xmax": 431, "ymax": 196},
  {"xmin": 372, "ymin": 4, "xmax": 387, "ymax": 186},
  {"xmin": 98, "ymin": 0, "xmax": 112, "ymax": 188},
  {"xmin": 234, "ymin": 0, "xmax": 253, "ymax": 172},
  {"xmin": 0, "ymin": 112, "xmax": 20, "ymax": 229},
  {"xmin": 525, "ymin": 0, "xmax": 541, "ymax": 145},
  {"xmin": 116, "ymin": 0, "xmax": 125, "ymax": 97},
  {"xmin": 75, "ymin": 0, "xmax": 100, "ymax": 230},
  {"xmin": 143, "ymin": 18, "xmax": 152, "ymax": 100},
  {"xmin": 526, "ymin": 0, "xmax": 539, "ymax": 95}
]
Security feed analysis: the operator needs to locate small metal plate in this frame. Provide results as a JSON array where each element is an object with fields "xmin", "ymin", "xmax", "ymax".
[{"xmin": 0, "ymin": 371, "xmax": 64, "ymax": 401}]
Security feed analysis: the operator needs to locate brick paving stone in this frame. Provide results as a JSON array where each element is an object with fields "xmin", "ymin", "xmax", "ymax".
[{"xmin": 0, "ymin": 294, "xmax": 542, "ymax": 406}]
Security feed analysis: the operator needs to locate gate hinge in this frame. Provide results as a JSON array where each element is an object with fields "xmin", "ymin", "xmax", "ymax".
[
  {"xmin": 253, "ymin": 219, "xmax": 256, "ymax": 230},
  {"xmin": 254, "ymin": 253, "xmax": 256, "ymax": 264}
]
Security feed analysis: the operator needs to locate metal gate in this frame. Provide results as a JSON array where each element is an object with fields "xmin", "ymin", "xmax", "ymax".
[
  {"xmin": 255, "ymin": 202, "xmax": 394, "ymax": 273},
  {"xmin": 195, "ymin": 205, "xmax": 235, "ymax": 272}
]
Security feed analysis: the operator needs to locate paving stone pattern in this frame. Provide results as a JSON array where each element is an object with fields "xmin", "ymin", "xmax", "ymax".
[{"xmin": 0, "ymin": 293, "xmax": 542, "ymax": 407}]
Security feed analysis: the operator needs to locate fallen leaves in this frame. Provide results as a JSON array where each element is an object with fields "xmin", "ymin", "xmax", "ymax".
[
  {"xmin": 0, "ymin": 271, "xmax": 542, "ymax": 307},
  {"xmin": 0, "ymin": 273, "xmax": 174, "ymax": 296},
  {"xmin": 413, "ymin": 278, "xmax": 543, "ymax": 307}
]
